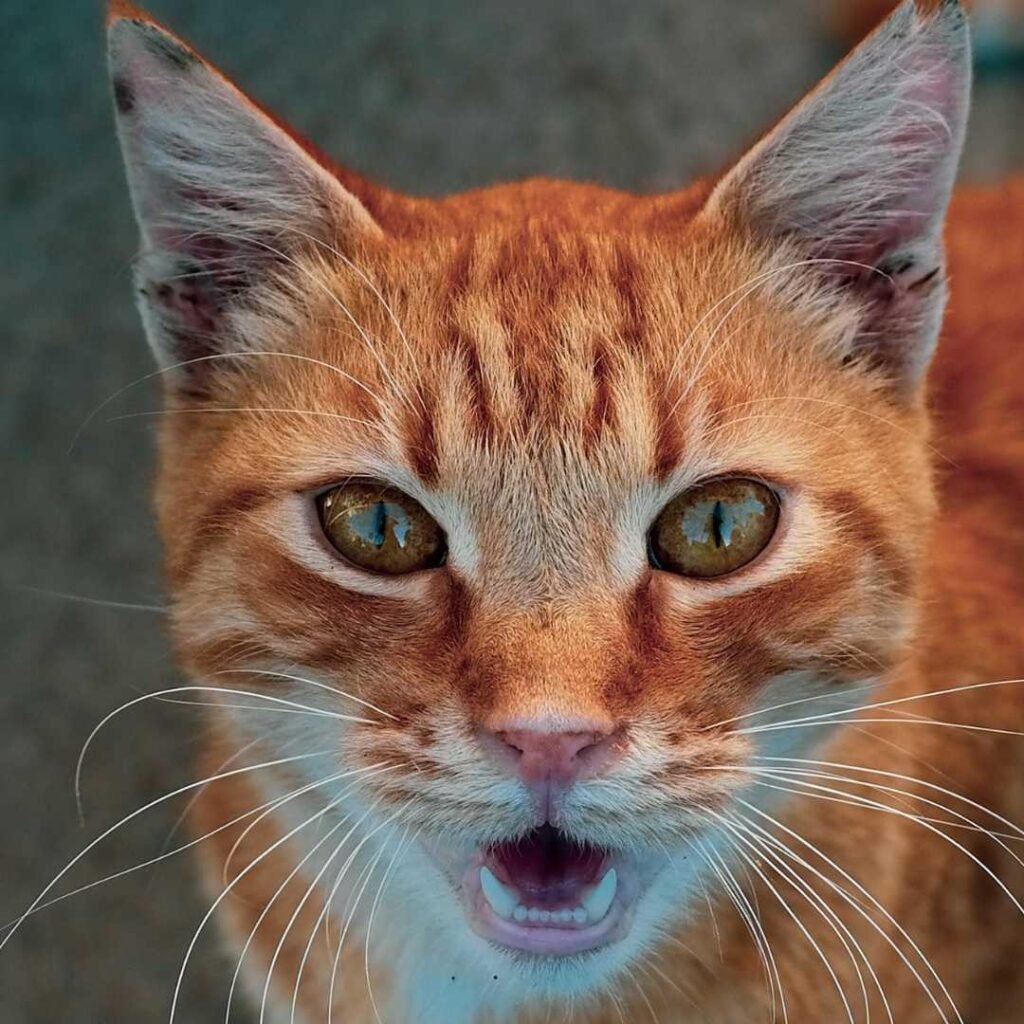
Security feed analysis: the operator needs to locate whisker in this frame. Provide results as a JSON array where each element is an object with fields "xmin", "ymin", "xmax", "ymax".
[
  {"xmin": 754, "ymin": 756, "xmax": 1024, "ymax": 844},
  {"xmin": 711, "ymin": 395, "xmax": 957, "ymax": 467},
  {"xmin": 0, "ymin": 750, "xmax": 339, "ymax": 954},
  {"xmin": 272, "ymin": 798, "xmax": 411, "ymax": 1024},
  {"xmin": 700, "ymin": 681, "xmax": 882, "ymax": 731},
  {"xmin": 717, "ymin": 811, "xmax": 881, "ymax": 1024},
  {"xmin": 743, "ymin": 772, "xmax": 1024, "ymax": 921},
  {"xmin": 608, "ymin": 988, "xmax": 629, "ymax": 1024},
  {"xmin": 627, "ymin": 970, "xmax": 660, "ymax": 1023},
  {"xmin": 323, "ymin": 849, "xmax": 380, "ymax": 1016},
  {"xmin": 704, "ymin": 412, "xmax": 904, "ymax": 488},
  {"xmin": 291, "ymin": 824, "xmax": 379, "ymax": 1023},
  {"xmin": 68, "ymin": 350, "xmax": 386, "ymax": 453},
  {"xmin": 105, "ymin": 407, "xmax": 380, "ymax": 429},
  {"xmin": 733, "ymin": 677, "xmax": 1024, "ymax": 735},
  {"xmin": 694, "ymin": 840, "xmax": 786, "ymax": 1023},
  {"xmin": 327, "ymin": 811, "xmax": 407, "ymax": 1019},
  {"xmin": 220, "ymin": 763, "xmax": 397, "ymax": 888},
  {"xmin": 227, "ymin": 809, "xmax": 357, "ymax": 1023},
  {"xmin": 3, "ymin": 583, "xmax": 166, "ymax": 614},
  {"xmin": 669, "ymin": 257, "xmax": 892, "ymax": 418},
  {"xmin": 692, "ymin": 872, "xmax": 724, "ymax": 961},
  {"xmin": 0, "ymin": 753, "xmax": 354, "ymax": 937},
  {"xmin": 197, "ymin": 228, "xmax": 416, "ymax": 418},
  {"xmin": 152, "ymin": 696, "xmax": 358, "ymax": 718},
  {"xmin": 364, "ymin": 827, "xmax": 414, "ymax": 1024},
  {"xmin": 151, "ymin": 735, "xmax": 268, "ymax": 881},
  {"xmin": 226, "ymin": 793, "xmax": 379, "ymax": 1024},
  {"xmin": 220, "ymin": 668, "xmax": 400, "ymax": 722},
  {"xmin": 75, "ymin": 685, "xmax": 378, "ymax": 818},
  {"xmin": 846, "ymin": 725, "xmax": 957, "ymax": 789},
  {"xmin": 714, "ymin": 823, "xmax": 858, "ymax": 1024},
  {"xmin": 747, "ymin": 765, "xmax": 1024, "ymax": 877},
  {"xmin": 288, "ymin": 229, "xmax": 426, "ymax": 413},
  {"xmin": 640, "ymin": 960, "xmax": 694, "ymax": 1008},
  {"xmin": 170, "ymin": 794, "xmax": 350, "ymax": 1024},
  {"xmin": 734, "ymin": 801, "xmax": 964, "ymax": 1024},
  {"xmin": 743, "ymin": 716, "xmax": 1024, "ymax": 739}
]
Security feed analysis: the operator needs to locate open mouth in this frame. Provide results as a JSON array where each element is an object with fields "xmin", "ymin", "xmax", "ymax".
[{"xmin": 460, "ymin": 826, "xmax": 636, "ymax": 956}]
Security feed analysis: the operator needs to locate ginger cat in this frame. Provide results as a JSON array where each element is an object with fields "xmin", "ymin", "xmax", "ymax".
[{"xmin": 102, "ymin": 0, "xmax": 1024, "ymax": 1020}]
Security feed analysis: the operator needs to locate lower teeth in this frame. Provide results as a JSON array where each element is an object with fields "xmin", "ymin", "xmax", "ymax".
[{"xmin": 479, "ymin": 866, "xmax": 618, "ymax": 926}]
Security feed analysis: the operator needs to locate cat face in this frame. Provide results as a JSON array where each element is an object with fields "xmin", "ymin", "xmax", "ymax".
[
  {"xmin": 155, "ymin": 207, "xmax": 937, "ymax": 998},
  {"xmin": 109, "ymin": 0, "xmax": 969, "ymax": 1008}
]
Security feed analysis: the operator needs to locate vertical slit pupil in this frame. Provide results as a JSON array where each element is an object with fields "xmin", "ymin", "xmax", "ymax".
[
  {"xmin": 370, "ymin": 500, "xmax": 388, "ymax": 548},
  {"xmin": 711, "ymin": 501, "xmax": 725, "ymax": 548}
]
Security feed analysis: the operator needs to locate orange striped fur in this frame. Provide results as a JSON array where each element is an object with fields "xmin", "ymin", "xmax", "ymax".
[{"xmin": 107, "ymin": 1, "xmax": 1024, "ymax": 1021}]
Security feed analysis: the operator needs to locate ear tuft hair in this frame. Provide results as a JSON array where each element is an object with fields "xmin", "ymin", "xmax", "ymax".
[
  {"xmin": 107, "ymin": 7, "xmax": 381, "ymax": 384},
  {"xmin": 706, "ymin": 0, "xmax": 971, "ymax": 389}
]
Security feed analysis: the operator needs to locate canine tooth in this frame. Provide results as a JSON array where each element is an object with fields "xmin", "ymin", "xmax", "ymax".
[
  {"xmin": 480, "ymin": 867, "xmax": 518, "ymax": 919},
  {"xmin": 513, "ymin": 905, "xmax": 528, "ymax": 923},
  {"xmin": 581, "ymin": 868, "xmax": 617, "ymax": 923},
  {"xmin": 572, "ymin": 907, "xmax": 588, "ymax": 924}
]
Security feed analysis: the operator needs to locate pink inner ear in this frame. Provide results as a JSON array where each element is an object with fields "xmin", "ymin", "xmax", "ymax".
[
  {"xmin": 110, "ymin": 14, "xmax": 382, "ymax": 379},
  {"xmin": 713, "ymin": 3, "xmax": 969, "ymax": 283},
  {"xmin": 821, "ymin": 69, "xmax": 962, "ymax": 268},
  {"xmin": 862, "ymin": 56, "xmax": 962, "ymax": 251},
  {"xmin": 152, "ymin": 277, "xmax": 220, "ymax": 336},
  {"xmin": 142, "ymin": 186, "xmax": 251, "ymax": 262}
]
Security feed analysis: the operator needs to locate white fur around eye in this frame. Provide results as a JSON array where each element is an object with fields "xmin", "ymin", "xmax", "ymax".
[
  {"xmin": 644, "ymin": 487, "xmax": 834, "ymax": 610},
  {"xmin": 278, "ymin": 449, "xmax": 483, "ymax": 582},
  {"xmin": 265, "ymin": 457, "xmax": 483, "ymax": 598},
  {"xmin": 273, "ymin": 493, "xmax": 439, "ymax": 600}
]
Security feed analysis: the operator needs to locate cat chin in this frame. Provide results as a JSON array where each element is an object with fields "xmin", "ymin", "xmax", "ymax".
[{"xmin": 385, "ymin": 837, "xmax": 705, "ymax": 1019}]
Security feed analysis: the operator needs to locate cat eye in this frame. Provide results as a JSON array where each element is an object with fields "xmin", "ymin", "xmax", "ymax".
[
  {"xmin": 648, "ymin": 477, "xmax": 779, "ymax": 579},
  {"xmin": 316, "ymin": 482, "xmax": 447, "ymax": 575}
]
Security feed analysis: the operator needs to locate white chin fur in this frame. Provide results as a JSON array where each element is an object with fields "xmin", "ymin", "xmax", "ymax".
[{"xmin": 373, "ymin": 839, "xmax": 710, "ymax": 1024}]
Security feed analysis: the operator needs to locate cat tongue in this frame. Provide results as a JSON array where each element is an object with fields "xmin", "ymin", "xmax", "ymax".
[{"xmin": 488, "ymin": 826, "xmax": 606, "ymax": 902}]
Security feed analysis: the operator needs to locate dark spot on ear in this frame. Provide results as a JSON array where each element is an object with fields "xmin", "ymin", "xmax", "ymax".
[
  {"xmin": 142, "ymin": 28, "xmax": 198, "ymax": 70},
  {"xmin": 878, "ymin": 254, "xmax": 916, "ymax": 278},
  {"xmin": 908, "ymin": 266, "xmax": 941, "ymax": 292},
  {"xmin": 112, "ymin": 76, "xmax": 134, "ymax": 114},
  {"xmin": 875, "ymin": 254, "xmax": 941, "ymax": 294}
]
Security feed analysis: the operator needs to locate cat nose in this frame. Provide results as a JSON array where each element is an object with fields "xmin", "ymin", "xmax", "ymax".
[{"xmin": 478, "ymin": 722, "xmax": 626, "ymax": 788}]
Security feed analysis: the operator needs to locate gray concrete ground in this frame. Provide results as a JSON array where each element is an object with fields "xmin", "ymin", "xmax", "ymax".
[{"xmin": 1, "ymin": 1, "xmax": 1021, "ymax": 1021}]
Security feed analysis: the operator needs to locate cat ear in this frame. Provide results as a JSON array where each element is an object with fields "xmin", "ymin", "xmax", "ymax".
[
  {"xmin": 107, "ymin": 2, "xmax": 382, "ymax": 379},
  {"xmin": 705, "ymin": 0, "xmax": 971, "ymax": 389}
]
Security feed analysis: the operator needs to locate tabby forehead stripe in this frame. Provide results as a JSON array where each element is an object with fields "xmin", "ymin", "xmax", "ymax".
[
  {"xmin": 405, "ymin": 385, "xmax": 441, "ymax": 485},
  {"xmin": 585, "ymin": 340, "xmax": 616, "ymax": 449}
]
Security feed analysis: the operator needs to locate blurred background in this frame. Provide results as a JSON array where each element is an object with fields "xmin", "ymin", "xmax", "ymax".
[{"xmin": 1, "ymin": 1, "xmax": 1022, "ymax": 1020}]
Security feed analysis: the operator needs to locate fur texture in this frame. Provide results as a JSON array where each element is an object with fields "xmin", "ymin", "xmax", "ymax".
[{"xmin": 106, "ymin": 1, "xmax": 1024, "ymax": 1021}]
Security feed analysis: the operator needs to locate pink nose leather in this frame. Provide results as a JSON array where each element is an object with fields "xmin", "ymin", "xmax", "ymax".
[{"xmin": 481, "ymin": 725, "xmax": 625, "ymax": 788}]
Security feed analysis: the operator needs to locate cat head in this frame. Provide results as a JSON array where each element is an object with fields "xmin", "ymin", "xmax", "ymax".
[{"xmin": 108, "ymin": 0, "xmax": 969, "ymax": 1010}]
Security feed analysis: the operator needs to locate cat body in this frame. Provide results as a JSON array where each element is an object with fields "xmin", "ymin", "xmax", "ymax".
[{"xmin": 105, "ymin": 1, "xmax": 1024, "ymax": 1021}]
